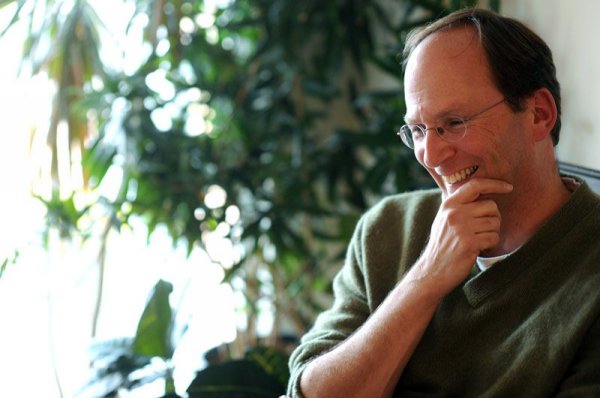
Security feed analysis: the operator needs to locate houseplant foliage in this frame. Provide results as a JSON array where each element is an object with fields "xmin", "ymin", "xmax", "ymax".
[
  {"xmin": 186, "ymin": 346, "xmax": 289, "ymax": 397},
  {"xmin": 2, "ymin": 0, "xmax": 499, "ymax": 394},
  {"xmin": 83, "ymin": 279, "xmax": 290, "ymax": 397},
  {"xmin": 82, "ymin": 280, "xmax": 179, "ymax": 397},
  {"xmin": 80, "ymin": 0, "xmax": 490, "ymax": 340}
]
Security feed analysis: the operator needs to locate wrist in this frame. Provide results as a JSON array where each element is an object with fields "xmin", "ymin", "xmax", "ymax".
[{"xmin": 400, "ymin": 257, "xmax": 455, "ymax": 303}]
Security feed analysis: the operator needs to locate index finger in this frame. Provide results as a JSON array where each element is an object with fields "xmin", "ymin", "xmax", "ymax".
[{"xmin": 452, "ymin": 178, "xmax": 513, "ymax": 203}]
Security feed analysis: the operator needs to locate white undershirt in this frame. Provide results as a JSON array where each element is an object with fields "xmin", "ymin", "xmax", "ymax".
[{"xmin": 476, "ymin": 251, "xmax": 515, "ymax": 271}]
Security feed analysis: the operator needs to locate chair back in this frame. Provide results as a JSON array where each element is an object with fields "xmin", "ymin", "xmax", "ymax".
[{"xmin": 560, "ymin": 162, "xmax": 600, "ymax": 195}]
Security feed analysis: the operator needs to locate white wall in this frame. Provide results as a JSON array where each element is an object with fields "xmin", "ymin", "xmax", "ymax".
[{"xmin": 502, "ymin": 0, "xmax": 600, "ymax": 170}]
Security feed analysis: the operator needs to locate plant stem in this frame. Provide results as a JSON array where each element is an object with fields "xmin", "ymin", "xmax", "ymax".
[
  {"xmin": 90, "ymin": 219, "xmax": 111, "ymax": 338},
  {"xmin": 47, "ymin": 234, "xmax": 64, "ymax": 398}
]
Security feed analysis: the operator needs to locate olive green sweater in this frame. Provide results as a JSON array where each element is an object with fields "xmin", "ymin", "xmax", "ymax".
[{"xmin": 288, "ymin": 181, "xmax": 600, "ymax": 397}]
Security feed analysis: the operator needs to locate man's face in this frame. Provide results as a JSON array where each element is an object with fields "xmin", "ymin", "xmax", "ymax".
[{"xmin": 403, "ymin": 27, "xmax": 533, "ymax": 199}]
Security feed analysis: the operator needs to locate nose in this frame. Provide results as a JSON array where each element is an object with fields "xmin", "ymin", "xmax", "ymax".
[{"xmin": 418, "ymin": 128, "xmax": 455, "ymax": 169}]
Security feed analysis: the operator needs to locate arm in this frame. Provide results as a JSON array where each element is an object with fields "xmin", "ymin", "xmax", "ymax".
[
  {"xmin": 293, "ymin": 179, "xmax": 513, "ymax": 398},
  {"xmin": 300, "ymin": 267, "xmax": 444, "ymax": 398}
]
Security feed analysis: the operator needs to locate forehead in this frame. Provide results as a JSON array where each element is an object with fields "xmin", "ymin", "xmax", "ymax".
[{"xmin": 404, "ymin": 27, "xmax": 499, "ymax": 120}]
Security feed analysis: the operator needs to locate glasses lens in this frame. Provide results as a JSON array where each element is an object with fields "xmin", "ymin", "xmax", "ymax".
[
  {"xmin": 441, "ymin": 118, "xmax": 467, "ymax": 142},
  {"xmin": 399, "ymin": 119, "xmax": 468, "ymax": 148},
  {"xmin": 398, "ymin": 125, "xmax": 416, "ymax": 148}
]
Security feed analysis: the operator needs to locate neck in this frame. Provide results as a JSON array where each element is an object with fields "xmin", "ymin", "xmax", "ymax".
[{"xmin": 483, "ymin": 164, "xmax": 571, "ymax": 257}]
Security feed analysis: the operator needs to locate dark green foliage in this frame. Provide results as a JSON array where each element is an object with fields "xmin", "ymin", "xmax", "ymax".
[
  {"xmin": 82, "ymin": 338, "xmax": 152, "ymax": 396},
  {"xmin": 2, "ymin": 0, "xmax": 499, "ymax": 338},
  {"xmin": 83, "ymin": 0, "xmax": 472, "ymax": 335},
  {"xmin": 40, "ymin": 0, "xmax": 495, "ymax": 336},
  {"xmin": 36, "ymin": 193, "xmax": 88, "ymax": 242},
  {"xmin": 187, "ymin": 360, "xmax": 283, "ymax": 398},
  {"xmin": 187, "ymin": 347, "xmax": 290, "ymax": 398}
]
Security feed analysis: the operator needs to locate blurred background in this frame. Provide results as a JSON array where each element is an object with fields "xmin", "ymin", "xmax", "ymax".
[{"xmin": 0, "ymin": 0, "xmax": 598, "ymax": 397}]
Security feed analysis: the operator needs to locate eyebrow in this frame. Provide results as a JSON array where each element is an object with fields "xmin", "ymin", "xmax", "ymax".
[{"xmin": 403, "ymin": 103, "xmax": 469, "ymax": 125}]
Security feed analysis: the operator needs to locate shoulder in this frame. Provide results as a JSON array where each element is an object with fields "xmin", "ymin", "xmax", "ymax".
[
  {"xmin": 360, "ymin": 188, "xmax": 442, "ymax": 232},
  {"xmin": 348, "ymin": 188, "xmax": 441, "ymax": 266}
]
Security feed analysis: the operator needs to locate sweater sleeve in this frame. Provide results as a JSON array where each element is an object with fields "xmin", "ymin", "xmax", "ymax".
[
  {"xmin": 286, "ymin": 214, "xmax": 372, "ymax": 398},
  {"xmin": 285, "ymin": 190, "xmax": 441, "ymax": 398}
]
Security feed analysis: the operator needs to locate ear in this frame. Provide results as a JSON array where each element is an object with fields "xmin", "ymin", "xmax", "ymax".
[{"xmin": 530, "ymin": 87, "xmax": 557, "ymax": 142}]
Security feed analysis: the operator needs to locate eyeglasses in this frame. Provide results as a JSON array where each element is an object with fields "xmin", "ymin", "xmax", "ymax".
[{"xmin": 397, "ymin": 97, "xmax": 508, "ymax": 149}]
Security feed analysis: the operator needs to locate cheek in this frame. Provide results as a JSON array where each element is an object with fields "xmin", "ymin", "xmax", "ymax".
[{"xmin": 476, "ymin": 120, "xmax": 527, "ymax": 173}]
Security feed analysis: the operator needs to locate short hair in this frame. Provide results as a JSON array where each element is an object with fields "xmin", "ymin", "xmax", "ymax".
[{"xmin": 402, "ymin": 8, "xmax": 562, "ymax": 145}]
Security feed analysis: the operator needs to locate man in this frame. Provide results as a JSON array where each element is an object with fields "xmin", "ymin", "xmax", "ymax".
[{"xmin": 286, "ymin": 8, "xmax": 600, "ymax": 398}]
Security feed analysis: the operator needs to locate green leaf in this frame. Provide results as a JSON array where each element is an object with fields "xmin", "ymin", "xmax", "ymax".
[
  {"xmin": 244, "ymin": 346, "xmax": 290, "ymax": 388},
  {"xmin": 132, "ymin": 279, "xmax": 174, "ymax": 360},
  {"xmin": 82, "ymin": 136, "xmax": 117, "ymax": 189},
  {"xmin": 0, "ymin": 250, "xmax": 18, "ymax": 278},
  {"xmin": 1, "ymin": 257, "xmax": 9, "ymax": 278},
  {"xmin": 0, "ymin": 0, "xmax": 27, "ymax": 37}
]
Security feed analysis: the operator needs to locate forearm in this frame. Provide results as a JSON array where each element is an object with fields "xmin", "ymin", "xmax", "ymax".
[{"xmin": 299, "ymin": 269, "xmax": 443, "ymax": 398}]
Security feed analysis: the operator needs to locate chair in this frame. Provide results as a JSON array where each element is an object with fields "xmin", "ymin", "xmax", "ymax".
[{"xmin": 559, "ymin": 161, "xmax": 600, "ymax": 194}]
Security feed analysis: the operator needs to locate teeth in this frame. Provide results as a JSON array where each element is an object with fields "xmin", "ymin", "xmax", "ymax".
[{"xmin": 442, "ymin": 166, "xmax": 478, "ymax": 185}]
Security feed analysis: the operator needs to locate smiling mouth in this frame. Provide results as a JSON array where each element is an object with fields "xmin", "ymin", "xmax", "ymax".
[{"xmin": 441, "ymin": 166, "xmax": 479, "ymax": 185}]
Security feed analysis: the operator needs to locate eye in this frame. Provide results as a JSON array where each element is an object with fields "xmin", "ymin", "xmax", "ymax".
[
  {"xmin": 410, "ymin": 124, "xmax": 426, "ymax": 140},
  {"xmin": 444, "ymin": 118, "xmax": 465, "ymax": 133}
]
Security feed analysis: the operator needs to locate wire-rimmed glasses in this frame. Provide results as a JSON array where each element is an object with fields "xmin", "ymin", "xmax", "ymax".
[{"xmin": 397, "ymin": 97, "xmax": 508, "ymax": 149}]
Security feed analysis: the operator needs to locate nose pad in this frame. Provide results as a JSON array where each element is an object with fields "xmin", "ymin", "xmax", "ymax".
[{"xmin": 420, "ymin": 129, "xmax": 454, "ymax": 168}]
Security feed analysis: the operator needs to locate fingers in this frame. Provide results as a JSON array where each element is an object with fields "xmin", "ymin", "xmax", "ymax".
[
  {"xmin": 443, "ymin": 198, "xmax": 499, "ymax": 237},
  {"xmin": 452, "ymin": 178, "xmax": 513, "ymax": 204},
  {"xmin": 451, "ymin": 178, "xmax": 508, "ymax": 250},
  {"xmin": 475, "ymin": 231, "xmax": 501, "ymax": 252},
  {"xmin": 470, "ymin": 214, "xmax": 501, "ymax": 234},
  {"xmin": 450, "ymin": 199, "xmax": 500, "ymax": 219},
  {"xmin": 442, "ymin": 209, "xmax": 500, "ymax": 253}
]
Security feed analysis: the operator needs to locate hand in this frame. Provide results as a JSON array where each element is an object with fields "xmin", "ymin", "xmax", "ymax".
[{"xmin": 412, "ymin": 178, "xmax": 513, "ymax": 296}]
